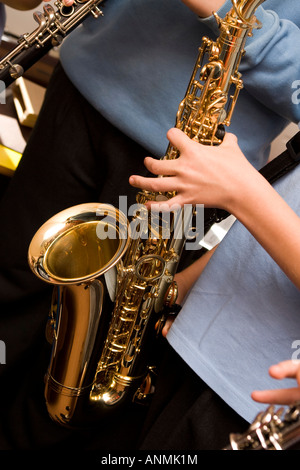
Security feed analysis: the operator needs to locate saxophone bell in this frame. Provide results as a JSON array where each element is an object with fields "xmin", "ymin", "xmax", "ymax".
[{"xmin": 28, "ymin": 203, "xmax": 130, "ymax": 426}]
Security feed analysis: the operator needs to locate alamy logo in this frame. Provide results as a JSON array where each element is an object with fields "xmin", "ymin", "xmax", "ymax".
[
  {"xmin": 292, "ymin": 339, "xmax": 300, "ymax": 362},
  {"xmin": 95, "ymin": 197, "xmax": 205, "ymax": 251},
  {"xmin": 292, "ymin": 80, "xmax": 300, "ymax": 105},
  {"xmin": 0, "ymin": 340, "xmax": 6, "ymax": 364},
  {"xmin": 0, "ymin": 80, "xmax": 5, "ymax": 104}
]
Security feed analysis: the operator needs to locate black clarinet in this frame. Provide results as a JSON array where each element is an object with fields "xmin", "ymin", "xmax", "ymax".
[{"xmin": 0, "ymin": 0, "xmax": 105, "ymax": 88}]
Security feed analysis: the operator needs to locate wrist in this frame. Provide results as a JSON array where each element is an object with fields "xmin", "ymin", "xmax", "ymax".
[
  {"xmin": 216, "ymin": 153, "xmax": 263, "ymax": 215},
  {"xmin": 173, "ymin": 272, "xmax": 189, "ymax": 306},
  {"xmin": 226, "ymin": 167, "xmax": 268, "ymax": 218}
]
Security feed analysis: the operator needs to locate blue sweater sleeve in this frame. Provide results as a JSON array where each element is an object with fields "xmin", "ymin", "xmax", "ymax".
[
  {"xmin": 198, "ymin": 2, "xmax": 300, "ymax": 125},
  {"xmin": 241, "ymin": 8, "xmax": 300, "ymax": 124}
]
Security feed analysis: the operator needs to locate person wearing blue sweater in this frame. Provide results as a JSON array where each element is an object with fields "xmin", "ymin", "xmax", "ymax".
[
  {"xmin": 60, "ymin": 0, "xmax": 300, "ymax": 171},
  {"xmin": 129, "ymin": 126, "xmax": 300, "ymax": 449},
  {"xmin": 0, "ymin": 0, "xmax": 299, "ymax": 450}
]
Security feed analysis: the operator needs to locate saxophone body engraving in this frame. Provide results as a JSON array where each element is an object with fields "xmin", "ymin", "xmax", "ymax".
[
  {"xmin": 0, "ymin": 0, "xmax": 105, "ymax": 87},
  {"xmin": 28, "ymin": 0, "xmax": 265, "ymax": 427}
]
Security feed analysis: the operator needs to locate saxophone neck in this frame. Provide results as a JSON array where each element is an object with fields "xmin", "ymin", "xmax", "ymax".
[
  {"xmin": 234, "ymin": 0, "xmax": 266, "ymax": 22},
  {"xmin": 213, "ymin": 0, "xmax": 265, "ymax": 40},
  {"xmin": 175, "ymin": 0, "xmax": 265, "ymax": 147}
]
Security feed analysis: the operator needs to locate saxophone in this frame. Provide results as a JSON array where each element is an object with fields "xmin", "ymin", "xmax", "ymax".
[
  {"xmin": 28, "ymin": 0, "xmax": 265, "ymax": 427},
  {"xmin": 0, "ymin": 0, "xmax": 105, "ymax": 88},
  {"xmin": 225, "ymin": 402, "xmax": 300, "ymax": 450}
]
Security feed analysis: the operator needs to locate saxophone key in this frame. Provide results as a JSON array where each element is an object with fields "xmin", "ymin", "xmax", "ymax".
[{"xmin": 108, "ymin": 341, "xmax": 127, "ymax": 354}]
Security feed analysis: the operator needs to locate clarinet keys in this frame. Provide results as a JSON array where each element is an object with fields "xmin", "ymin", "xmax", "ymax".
[
  {"xmin": 8, "ymin": 63, "xmax": 24, "ymax": 79},
  {"xmin": 0, "ymin": 0, "xmax": 105, "ymax": 87}
]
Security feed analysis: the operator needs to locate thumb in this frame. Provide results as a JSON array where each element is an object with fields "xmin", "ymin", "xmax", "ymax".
[
  {"xmin": 222, "ymin": 132, "xmax": 238, "ymax": 146},
  {"xmin": 166, "ymin": 127, "xmax": 192, "ymax": 153}
]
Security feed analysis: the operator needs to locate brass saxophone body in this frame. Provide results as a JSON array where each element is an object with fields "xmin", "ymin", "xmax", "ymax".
[
  {"xmin": 0, "ymin": 0, "xmax": 105, "ymax": 87},
  {"xmin": 28, "ymin": 0, "xmax": 265, "ymax": 427}
]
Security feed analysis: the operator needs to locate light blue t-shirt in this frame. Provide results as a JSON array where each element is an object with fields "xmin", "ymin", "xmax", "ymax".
[
  {"xmin": 59, "ymin": 0, "xmax": 300, "ymax": 424},
  {"xmin": 60, "ymin": 0, "xmax": 300, "ymax": 170},
  {"xmin": 168, "ymin": 161, "xmax": 300, "ymax": 423}
]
